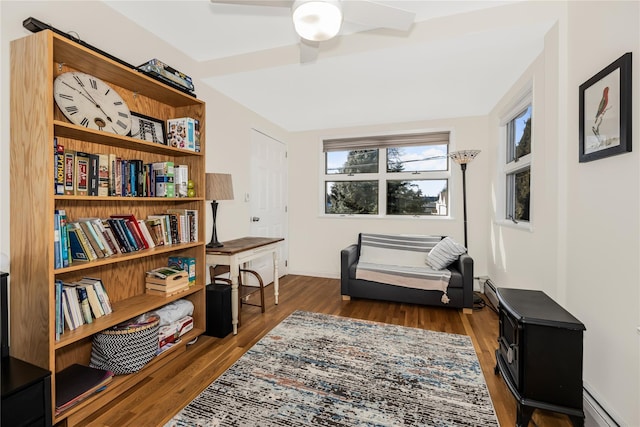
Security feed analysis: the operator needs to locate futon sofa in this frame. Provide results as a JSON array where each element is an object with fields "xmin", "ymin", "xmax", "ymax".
[{"xmin": 341, "ymin": 233, "xmax": 474, "ymax": 312}]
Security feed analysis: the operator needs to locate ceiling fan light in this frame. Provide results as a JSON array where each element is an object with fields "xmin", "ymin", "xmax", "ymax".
[{"xmin": 293, "ymin": 0, "xmax": 342, "ymax": 42}]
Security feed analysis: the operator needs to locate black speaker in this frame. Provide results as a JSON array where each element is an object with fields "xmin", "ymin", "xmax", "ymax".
[{"xmin": 205, "ymin": 283, "xmax": 232, "ymax": 338}]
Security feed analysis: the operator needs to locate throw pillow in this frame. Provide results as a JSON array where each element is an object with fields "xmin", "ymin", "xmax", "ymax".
[{"xmin": 426, "ymin": 237, "xmax": 466, "ymax": 270}]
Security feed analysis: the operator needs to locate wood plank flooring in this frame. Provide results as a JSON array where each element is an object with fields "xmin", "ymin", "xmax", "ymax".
[{"xmin": 79, "ymin": 275, "xmax": 574, "ymax": 426}]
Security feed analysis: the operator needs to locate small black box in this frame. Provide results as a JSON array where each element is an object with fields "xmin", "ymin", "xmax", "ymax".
[{"xmin": 205, "ymin": 283, "xmax": 232, "ymax": 338}]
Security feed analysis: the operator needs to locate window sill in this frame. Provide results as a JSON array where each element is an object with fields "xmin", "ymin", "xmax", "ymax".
[
  {"xmin": 319, "ymin": 214, "xmax": 454, "ymax": 221},
  {"xmin": 495, "ymin": 219, "xmax": 533, "ymax": 232}
]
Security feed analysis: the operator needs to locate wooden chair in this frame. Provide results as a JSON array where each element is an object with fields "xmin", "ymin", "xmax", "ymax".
[{"xmin": 209, "ymin": 264, "xmax": 265, "ymax": 326}]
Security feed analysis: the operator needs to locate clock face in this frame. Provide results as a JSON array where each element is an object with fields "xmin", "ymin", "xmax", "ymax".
[{"xmin": 53, "ymin": 72, "xmax": 132, "ymax": 135}]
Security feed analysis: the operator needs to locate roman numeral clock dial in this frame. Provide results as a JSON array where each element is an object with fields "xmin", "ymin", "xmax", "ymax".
[{"xmin": 53, "ymin": 71, "xmax": 132, "ymax": 136}]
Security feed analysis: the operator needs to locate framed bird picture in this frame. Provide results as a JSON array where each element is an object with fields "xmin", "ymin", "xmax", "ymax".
[{"xmin": 579, "ymin": 52, "xmax": 632, "ymax": 162}]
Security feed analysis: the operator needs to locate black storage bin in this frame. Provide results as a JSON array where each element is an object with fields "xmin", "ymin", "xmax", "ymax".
[{"xmin": 205, "ymin": 283, "xmax": 232, "ymax": 338}]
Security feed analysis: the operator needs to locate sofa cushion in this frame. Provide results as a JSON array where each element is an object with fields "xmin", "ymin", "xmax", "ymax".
[
  {"xmin": 427, "ymin": 237, "xmax": 467, "ymax": 270},
  {"xmin": 359, "ymin": 234, "xmax": 441, "ymax": 268}
]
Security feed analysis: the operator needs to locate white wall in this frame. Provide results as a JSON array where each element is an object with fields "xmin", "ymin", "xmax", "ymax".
[
  {"xmin": 288, "ymin": 117, "xmax": 490, "ymax": 279},
  {"xmin": 487, "ymin": 2, "xmax": 639, "ymax": 425},
  {"xmin": 564, "ymin": 2, "xmax": 639, "ymax": 425}
]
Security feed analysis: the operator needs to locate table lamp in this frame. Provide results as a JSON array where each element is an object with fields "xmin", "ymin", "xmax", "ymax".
[{"xmin": 205, "ymin": 173, "xmax": 234, "ymax": 248}]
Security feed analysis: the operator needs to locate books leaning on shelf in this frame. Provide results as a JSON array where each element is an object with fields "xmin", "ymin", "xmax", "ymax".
[
  {"xmin": 55, "ymin": 364, "xmax": 114, "ymax": 415},
  {"xmin": 55, "ymin": 278, "xmax": 112, "ymax": 337}
]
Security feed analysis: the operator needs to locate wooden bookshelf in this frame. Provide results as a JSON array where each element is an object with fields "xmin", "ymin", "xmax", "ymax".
[{"xmin": 9, "ymin": 30, "xmax": 206, "ymax": 425}]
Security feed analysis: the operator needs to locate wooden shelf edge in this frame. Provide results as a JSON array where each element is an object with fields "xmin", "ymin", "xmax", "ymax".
[
  {"xmin": 55, "ymin": 194, "xmax": 205, "ymax": 202},
  {"xmin": 54, "ymin": 286, "xmax": 204, "ymax": 348},
  {"xmin": 54, "ymin": 242, "xmax": 204, "ymax": 274},
  {"xmin": 54, "ymin": 121, "xmax": 204, "ymax": 157},
  {"xmin": 53, "ymin": 327, "xmax": 204, "ymax": 424}
]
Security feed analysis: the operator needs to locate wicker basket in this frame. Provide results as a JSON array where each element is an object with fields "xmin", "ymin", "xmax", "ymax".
[{"xmin": 90, "ymin": 315, "xmax": 160, "ymax": 375}]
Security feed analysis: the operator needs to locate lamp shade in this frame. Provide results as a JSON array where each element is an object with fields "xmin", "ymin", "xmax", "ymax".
[
  {"xmin": 449, "ymin": 150, "xmax": 481, "ymax": 165},
  {"xmin": 292, "ymin": 0, "xmax": 343, "ymax": 41},
  {"xmin": 205, "ymin": 173, "xmax": 234, "ymax": 201}
]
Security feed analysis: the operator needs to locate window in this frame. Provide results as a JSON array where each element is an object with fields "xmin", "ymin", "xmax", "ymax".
[
  {"xmin": 323, "ymin": 132, "xmax": 450, "ymax": 216},
  {"xmin": 504, "ymin": 104, "xmax": 532, "ymax": 223}
]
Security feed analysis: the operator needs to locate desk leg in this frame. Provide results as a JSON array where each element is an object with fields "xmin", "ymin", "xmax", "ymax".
[
  {"xmin": 230, "ymin": 259, "xmax": 240, "ymax": 335},
  {"xmin": 273, "ymin": 250, "xmax": 279, "ymax": 305}
]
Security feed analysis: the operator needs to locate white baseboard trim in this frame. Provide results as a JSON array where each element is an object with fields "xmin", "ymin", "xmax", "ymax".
[{"xmin": 584, "ymin": 388, "xmax": 620, "ymax": 427}]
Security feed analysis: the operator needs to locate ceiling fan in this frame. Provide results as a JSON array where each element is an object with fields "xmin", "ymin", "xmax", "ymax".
[{"xmin": 209, "ymin": 0, "xmax": 416, "ymax": 63}]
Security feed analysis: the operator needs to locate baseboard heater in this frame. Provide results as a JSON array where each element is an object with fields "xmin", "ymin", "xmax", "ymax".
[
  {"xmin": 483, "ymin": 278, "xmax": 499, "ymax": 311},
  {"xmin": 583, "ymin": 387, "xmax": 620, "ymax": 427}
]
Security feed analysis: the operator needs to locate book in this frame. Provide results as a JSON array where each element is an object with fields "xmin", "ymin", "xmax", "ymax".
[
  {"xmin": 55, "ymin": 280, "xmax": 63, "ymax": 340},
  {"xmin": 63, "ymin": 149, "xmax": 75, "ymax": 195},
  {"xmin": 68, "ymin": 222, "xmax": 98, "ymax": 260},
  {"xmin": 78, "ymin": 283, "xmax": 104, "ymax": 318},
  {"xmin": 78, "ymin": 221, "xmax": 106, "ymax": 258},
  {"xmin": 61, "ymin": 289, "xmax": 77, "ymax": 331},
  {"xmin": 54, "ymin": 211, "xmax": 62, "ymax": 269},
  {"xmin": 58, "ymin": 210, "xmax": 70, "ymax": 268},
  {"xmin": 111, "ymin": 214, "xmax": 149, "ymax": 249},
  {"xmin": 168, "ymin": 256, "xmax": 196, "ymax": 286},
  {"xmin": 79, "ymin": 277, "xmax": 112, "ymax": 314},
  {"xmin": 147, "ymin": 214, "xmax": 170, "ymax": 245},
  {"xmin": 75, "ymin": 151, "xmax": 90, "ymax": 196},
  {"xmin": 76, "ymin": 285, "xmax": 93, "ymax": 324},
  {"xmin": 88, "ymin": 153, "xmax": 99, "ymax": 196},
  {"xmin": 97, "ymin": 153, "xmax": 110, "ymax": 197},
  {"xmin": 137, "ymin": 220, "xmax": 156, "ymax": 249},
  {"xmin": 67, "ymin": 229, "xmax": 89, "ymax": 261},
  {"xmin": 54, "ymin": 138, "xmax": 65, "ymax": 195},
  {"xmin": 55, "ymin": 364, "xmax": 114, "ymax": 414},
  {"xmin": 63, "ymin": 285, "xmax": 83, "ymax": 329}
]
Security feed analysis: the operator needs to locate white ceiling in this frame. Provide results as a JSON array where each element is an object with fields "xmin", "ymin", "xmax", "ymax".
[{"xmin": 103, "ymin": 0, "xmax": 555, "ymax": 132}]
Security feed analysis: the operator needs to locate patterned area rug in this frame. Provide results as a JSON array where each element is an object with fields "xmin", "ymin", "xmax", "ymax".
[{"xmin": 166, "ymin": 311, "xmax": 499, "ymax": 427}]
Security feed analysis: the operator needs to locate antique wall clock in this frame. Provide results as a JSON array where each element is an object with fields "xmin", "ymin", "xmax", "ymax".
[{"xmin": 53, "ymin": 71, "xmax": 132, "ymax": 135}]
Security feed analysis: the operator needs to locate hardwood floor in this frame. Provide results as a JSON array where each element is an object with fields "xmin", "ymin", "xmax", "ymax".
[{"xmin": 81, "ymin": 275, "xmax": 575, "ymax": 426}]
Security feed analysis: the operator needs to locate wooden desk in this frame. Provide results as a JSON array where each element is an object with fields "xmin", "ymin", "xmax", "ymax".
[{"xmin": 206, "ymin": 237, "xmax": 284, "ymax": 335}]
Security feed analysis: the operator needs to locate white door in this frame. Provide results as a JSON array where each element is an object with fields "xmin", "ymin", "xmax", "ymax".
[{"xmin": 248, "ymin": 129, "xmax": 288, "ymax": 286}]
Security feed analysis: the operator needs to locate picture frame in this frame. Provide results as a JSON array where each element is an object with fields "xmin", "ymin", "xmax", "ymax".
[
  {"xmin": 130, "ymin": 111, "xmax": 166, "ymax": 145},
  {"xmin": 579, "ymin": 52, "xmax": 632, "ymax": 163}
]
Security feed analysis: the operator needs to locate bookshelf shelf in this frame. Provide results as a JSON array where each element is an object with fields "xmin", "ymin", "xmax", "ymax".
[
  {"xmin": 10, "ymin": 30, "xmax": 206, "ymax": 426},
  {"xmin": 53, "ymin": 242, "xmax": 202, "ymax": 273},
  {"xmin": 53, "ymin": 285, "xmax": 204, "ymax": 349}
]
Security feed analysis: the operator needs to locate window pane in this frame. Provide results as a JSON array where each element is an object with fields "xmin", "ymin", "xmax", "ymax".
[
  {"xmin": 507, "ymin": 105, "xmax": 532, "ymax": 162},
  {"xmin": 386, "ymin": 179, "xmax": 448, "ymax": 216},
  {"xmin": 387, "ymin": 145, "xmax": 448, "ymax": 172},
  {"xmin": 507, "ymin": 168, "xmax": 530, "ymax": 222},
  {"xmin": 326, "ymin": 150, "xmax": 378, "ymax": 175},
  {"xmin": 325, "ymin": 181, "xmax": 378, "ymax": 214}
]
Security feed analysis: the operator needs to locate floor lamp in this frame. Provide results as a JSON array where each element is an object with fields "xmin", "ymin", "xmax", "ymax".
[
  {"xmin": 205, "ymin": 173, "xmax": 234, "ymax": 248},
  {"xmin": 448, "ymin": 150, "xmax": 480, "ymax": 249}
]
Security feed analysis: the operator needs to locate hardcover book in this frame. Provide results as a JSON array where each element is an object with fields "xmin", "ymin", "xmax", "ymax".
[
  {"xmin": 55, "ymin": 364, "xmax": 114, "ymax": 414},
  {"xmin": 74, "ymin": 152, "xmax": 90, "ymax": 196}
]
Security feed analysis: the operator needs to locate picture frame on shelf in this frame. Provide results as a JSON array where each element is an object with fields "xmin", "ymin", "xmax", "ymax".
[
  {"xmin": 130, "ymin": 111, "xmax": 166, "ymax": 145},
  {"xmin": 579, "ymin": 52, "xmax": 632, "ymax": 163}
]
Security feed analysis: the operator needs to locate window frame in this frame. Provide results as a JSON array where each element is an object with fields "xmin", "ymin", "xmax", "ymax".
[
  {"xmin": 320, "ymin": 130, "xmax": 453, "ymax": 219},
  {"xmin": 498, "ymin": 86, "xmax": 533, "ymax": 230}
]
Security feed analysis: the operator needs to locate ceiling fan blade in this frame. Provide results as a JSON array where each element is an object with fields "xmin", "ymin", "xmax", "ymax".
[
  {"xmin": 209, "ymin": 0, "xmax": 292, "ymax": 7},
  {"xmin": 300, "ymin": 39, "xmax": 319, "ymax": 63},
  {"xmin": 341, "ymin": 1, "xmax": 415, "ymax": 32}
]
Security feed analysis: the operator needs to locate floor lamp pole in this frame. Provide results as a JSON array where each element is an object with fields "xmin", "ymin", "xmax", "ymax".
[{"xmin": 461, "ymin": 163, "xmax": 468, "ymax": 249}]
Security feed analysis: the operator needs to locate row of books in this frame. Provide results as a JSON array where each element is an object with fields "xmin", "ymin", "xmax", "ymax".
[
  {"xmin": 54, "ymin": 138, "xmax": 191, "ymax": 198},
  {"xmin": 55, "ymin": 277, "xmax": 112, "ymax": 339},
  {"xmin": 54, "ymin": 209, "xmax": 198, "ymax": 268}
]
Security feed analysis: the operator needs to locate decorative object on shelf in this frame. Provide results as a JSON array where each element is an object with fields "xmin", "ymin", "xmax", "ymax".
[
  {"xmin": 205, "ymin": 173, "xmax": 234, "ymax": 248},
  {"xmin": 579, "ymin": 52, "xmax": 632, "ymax": 163},
  {"xmin": 187, "ymin": 179, "xmax": 196, "ymax": 197},
  {"xmin": 130, "ymin": 111, "xmax": 166, "ymax": 145},
  {"xmin": 448, "ymin": 150, "xmax": 480, "ymax": 249},
  {"xmin": 90, "ymin": 314, "xmax": 160, "ymax": 375},
  {"xmin": 53, "ymin": 71, "xmax": 132, "ymax": 135}
]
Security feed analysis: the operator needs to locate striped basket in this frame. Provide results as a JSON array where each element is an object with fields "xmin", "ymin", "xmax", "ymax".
[{"xmin": 90, "ymin": 315, "xmax": 160, "ymax": 375}]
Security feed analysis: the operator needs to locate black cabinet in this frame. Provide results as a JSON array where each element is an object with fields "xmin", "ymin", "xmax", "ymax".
[
  {"xmin": 494, "ymin": 288, "xmax": 586, "ymax": 427},
  {"xmin": 1, "ymin": 356, "xmax": 52, "ymax": 427}
]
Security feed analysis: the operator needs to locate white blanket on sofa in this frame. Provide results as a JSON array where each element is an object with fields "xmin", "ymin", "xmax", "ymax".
[{"xmin": 355, "ymin": 233, "xmax": 452, "ymax": 303}]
